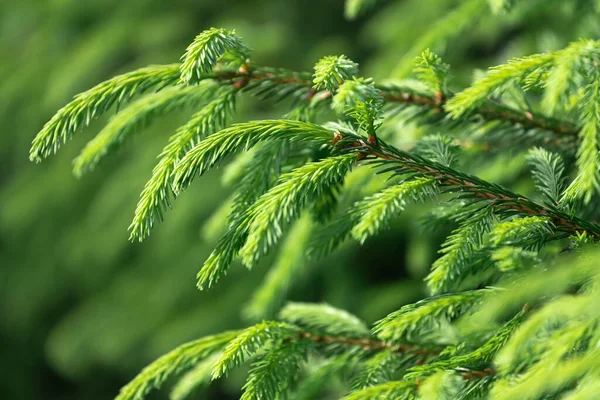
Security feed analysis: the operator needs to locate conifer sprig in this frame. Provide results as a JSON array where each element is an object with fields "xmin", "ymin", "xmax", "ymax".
[
  {"xmin": 206, "ymin": 65, "xmax": 580, "ymax": 139},
  {"xmin": 313, "ymin": 55, "xmax": 359, "ymax": 92},
  {"xmin": 30, "ymin": 64, "xmax": 180, "ymax": 162},
  {"xmin": 115, "ymin": 330, "xmax": 240, "ymax": 400},
  {"xmin": 73, "ymin": 84, "xmax": 218, "ymax": 177},
  {"xmin": 238, "ymin": 154, "xmax": 357, "ymax": 268},
  {"xmin": 357, "ymin": 137, "xmax": 600, "ymax": 240},
  {"xmin": 129, "ymin": 87, "xmax": 236, "ymax": 241},
  {"xmin": 562, "ymin": 78, "xmax": 600, "ymax": 204},
  {"xmin": 179, "ymin": 28, "xmax": 251, "ymax": 84},
  {"xmin": 171, "ymin": 120, "xmax": 335, "ymax": 193},
  {"xmin": 446, "ymin": 52, "xmax": 557, "ymax": 118}
]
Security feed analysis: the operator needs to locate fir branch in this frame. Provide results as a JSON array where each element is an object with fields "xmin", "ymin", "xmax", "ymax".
[
  {"xmin": 30, "ymin": 64, "xmax": 180, "ymax": 162},
  {"xmin": 171, "ymin": 120, "xmax": 335, "ymax": 193},
  {"xmin": 212, "ymin": 322, "xmax": 300, "ymax": 379},
  {"xmin": 129, "ymin": 87, "xmax": 236, "ymax": 241},
  {"xmin": 562, "ymin": 78, "xmax": 600, "ymax": 204},
  {"xmin": 73, "ymin": 84, "xmax": 217, "ymax": 177},
  {"xmin": 279, "ymin": 302, "xmax": 370, "ymax": 339},
  {"xmin": 372, "ymin": 290, "xmax": 490, "ymax": 344},
  {"xmin": 313, "ymin": 55, "xmax": 359, "ymax": 92},
  {"xmin": 425, "ymin": 209, "xmax": 495, "ymax": 294},
  {"xmin": 179, "ymin": 28, "xmax": 251, "ymax": 84},
  {"xmin": 115, "ymin": 330, "xmax": 240, "ymax": 400},
  {"xmin": 238, "ymin": 154, "xmax": 357, "ymax": 268},
  {"xmin": 446, "ymin": 52, "xmax": 556, "ymax": 119},
  {"xmin": 350, "ymin": 178, "xmax": 438, "ymax": 244},
  {"xmin": 241, "ymin": 340, "xmax": 309, "ymax": 400},
  {"xmin": 541, "ymin": 39, "xmax": 600, "ymax": 115},
  {"xmin": 526, "ymin": 147, "xmax": 566, "ymax": 205},
  {"xmin": 413, "ymin": 49, "xmax": 450, "ymax": 97}
]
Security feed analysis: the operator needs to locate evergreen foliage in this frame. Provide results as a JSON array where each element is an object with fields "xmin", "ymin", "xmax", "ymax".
[{"xmin": 28, "ymin": 2, "xmax": 600, "ymax": 399}]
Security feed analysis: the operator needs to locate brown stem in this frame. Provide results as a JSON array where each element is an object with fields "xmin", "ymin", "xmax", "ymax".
[
  {"xmin": 340, "ymin": 135, "xmax": 600, "ymax": 240},
  {"xmin": 299, "ymin": 332, "xmax": 500, "ymax": 383},
  {"xmin": 298, "ymin": 332, "xmax": 439, "ymax": 356},
  {"xmin": 210, "ymin": 67, "xmax": 579, "ymax": 140}
]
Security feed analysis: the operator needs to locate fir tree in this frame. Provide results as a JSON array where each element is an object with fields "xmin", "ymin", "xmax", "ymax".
[{"xmin": 29, "ymin": 0, "xmax": 600, "ymax": 398}]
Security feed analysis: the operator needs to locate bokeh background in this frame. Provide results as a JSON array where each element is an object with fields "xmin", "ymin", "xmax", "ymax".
[{"xmin": 1, "ymin": 0, "xmax": 599, "ymax": 399}]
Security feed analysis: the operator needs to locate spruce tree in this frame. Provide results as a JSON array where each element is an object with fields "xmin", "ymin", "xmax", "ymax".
[{"xmin": 29, "ymin": 0, "xmax": 600, "ymax": 398}]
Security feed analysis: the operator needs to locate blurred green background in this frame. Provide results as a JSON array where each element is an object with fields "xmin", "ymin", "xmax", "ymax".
[{"xmin": 1, "ymin": 0, "xmax": 599, "ymax": 399}]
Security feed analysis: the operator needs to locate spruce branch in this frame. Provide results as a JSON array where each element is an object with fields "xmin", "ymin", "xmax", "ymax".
[
  {"xmin": 73, "ymin": 84, "xmax": 217, "ymax": 177},
  {"xmin": 541, "ymin": 39, "xmax": 600, "ymax": 115},
  {"xmin": 562, "ymin": 77, "xmax": 600, "ymax": 204},
  {"xmin": 179, "ymin": 28, "xmax": 251, "ymax": 84},
  {"xmin": 115, "ymin": 330, "xmax": 240, "ymax": 400},
  {"xmin": 351, "ymin": 136, "xmax": 600, "ymax": 240},
  {"xmin": 342, "ymin": 380, "xmax": 417, "ymax": 400},
  {"xmin": 241, "ymin": 340, "xmax": 309, "ymax": 400},
  {"xmin": 313, "ymin": 55, "xmax": 359, "ymax": 92},
  {"xmin": 372, "ymin": 290, "xmax": 491, "ymax": 344},
  {"xmin": 212, "ymin": 322, "xmax": 300, "ymax": 379},
  {"xmin": 129, "ymin": 87, "xmax": 236, "ymax": 241},
  {"xmin": 201, "ymin": 66, "xmax": 580, "ymax": 140},
  {"xmin": 228, "ymin": 141, "xmax": 290, "ymax": 224},
  {"xmin": 446, "ymin": 52, "xmax": 556, "ymax": 119},
  {"xmin": 350, "ymin": 178, "xmax": 438, "ymax": 244},
  {"xmin": 169, "ymin": 353, "xmax": 221, "ymax": 400},
  {"xmin": 30, "ymin": 64, "xmax": 180, "ymax": 162},
  {"xmin": 279, "ymin": 302, "xmax": 370, "ymax": 339},
  {"xmin": 352, "ymin": 350, "xmax": 412, "ymax": 390},
  {"xmin": 526, "ymin": 147, "xmax": 566, "ymax": 205},
  {"xmin": 239, "ymin": 154, "xmax": 357, "ymax": 268},
  {"xmin": 405, "ymin": 310, "xmax": 526, "ymax": 380},
  {"xmin": 171, "ymin": 120, "xmax": 334, "ymax": 193}
]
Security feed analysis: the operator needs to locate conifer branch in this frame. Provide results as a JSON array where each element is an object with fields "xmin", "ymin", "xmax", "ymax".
[
  {"xmin": 239, "ymin": 154, "xmax": 357, "ymax": 268},
  {"xmin": 30, "ymin": 64, "xmax": 180, "ymax": 162},
  {"xmin": 207, "ymin": 65, "xmax": 580, "ymax": 141},
  {"xmin": 296, "ymin": 332, "xmax": 438, "ymax": 357},
  {"xmin": 179, "ymin": 28, "xmax": 251, "ymax": 84},
  {"xmin": 171, "ymin": 120, "xmax": 334, "ymax": 193},
  {"xmin": 73, "ymin": 85, "xmax": 217, "ymax": 176},
  {"xmin": 129, "ymin": 87, "xmax": 236, "ymax": 241},
  {"xmin": 115, "ymin": 330, "xmax": 240, "ymax": 400},
  {"xmin": 351, "ymin": 136, "xmax": 600, "ymax": 240}
]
